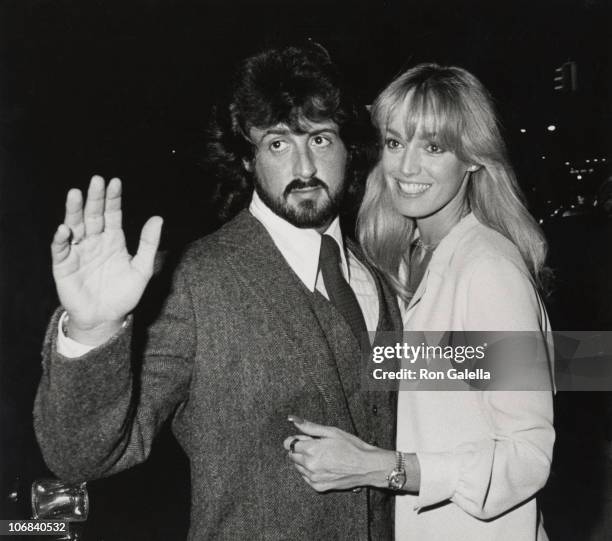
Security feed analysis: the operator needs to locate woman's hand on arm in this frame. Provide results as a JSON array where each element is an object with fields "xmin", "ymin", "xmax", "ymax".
[{"xmin": 283, "ymin": 416, "xmax": 421, "ymax": 492}]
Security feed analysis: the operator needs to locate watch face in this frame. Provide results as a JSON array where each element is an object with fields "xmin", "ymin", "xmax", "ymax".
[{"xmin": 389, "ymin": 470, "xmax": 407, "ymax": 490}]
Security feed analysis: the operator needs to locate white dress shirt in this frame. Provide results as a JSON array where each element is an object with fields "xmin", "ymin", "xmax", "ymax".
[
  {"xmin": 249, "ymin": 191, "xmax": 379, "ymax": 331},
  {"xmin": 58, "ymin": 191, "xmax": 379, "ymax": 355}
]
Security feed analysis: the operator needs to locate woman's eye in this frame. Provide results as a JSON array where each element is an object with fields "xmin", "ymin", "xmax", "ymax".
[
  {"xmin": 426, "ymin": 143, "xmax": 444, "ymax": 154},
  {"xmin": 311, "ymin": 135, "xmax": 331, "ymax": 148},
  {"xmin": 269, "ymin": 140, "xmax": 288, "ymax": 152},
  {"xmin": 385, "ymin": 138, "xmax": 402, "ymax": 150}
]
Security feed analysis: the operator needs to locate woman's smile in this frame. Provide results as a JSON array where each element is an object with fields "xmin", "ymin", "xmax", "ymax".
[{"xmin": 395, "ymin": 180, "xmax": 432, "ymax": 197}]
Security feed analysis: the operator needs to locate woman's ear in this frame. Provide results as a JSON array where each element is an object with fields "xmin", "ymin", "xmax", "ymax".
[
  {"xmin": 242, "ymin": 158, "xmax": 253, "ymax": 172},
  {"xmin": 467, "ymin": 164, "xmax": 481, "ymax": 173}
]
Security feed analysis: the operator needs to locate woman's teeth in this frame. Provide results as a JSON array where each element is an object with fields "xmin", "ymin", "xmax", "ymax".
[{"xmin": 397, "ymin": 181, "xmax": 431, "ymax": 195}]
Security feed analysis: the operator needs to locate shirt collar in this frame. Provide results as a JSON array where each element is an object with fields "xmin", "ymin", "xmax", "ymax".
[
  {"xmin": 249, "ymin": 191, "xmax": 349, "ymax": 291},
  {"xmin": 425, "ymin": 212, "xmax": 479, "ymax": 273}
]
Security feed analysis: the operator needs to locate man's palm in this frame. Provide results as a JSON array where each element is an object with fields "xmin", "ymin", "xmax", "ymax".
[{"xmin": 51, "ymin": 176, "xmax": 162, "ymax": 334}]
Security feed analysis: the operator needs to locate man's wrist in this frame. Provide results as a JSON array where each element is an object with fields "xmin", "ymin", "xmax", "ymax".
[{"xmin": 63, "ymin": 313, "xmax": 127, "ymax": 347}]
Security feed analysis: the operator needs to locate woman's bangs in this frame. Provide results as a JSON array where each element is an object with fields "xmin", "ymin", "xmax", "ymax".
[
  {"xmin": 398, "ymin": 89, "xmax": 427, "ymax": 142},
  {"xmin": 375, "ymin": 80, "xmax": 465, "ymax": 153},
  {"xmin": 409, "ymin": 88, "xmax": 463, "ymax": 151}
]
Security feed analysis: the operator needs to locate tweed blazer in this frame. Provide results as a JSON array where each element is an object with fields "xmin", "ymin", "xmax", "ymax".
[{"xmin": 34, "ymin": 210, "xmax": 402, "ymax": 541}]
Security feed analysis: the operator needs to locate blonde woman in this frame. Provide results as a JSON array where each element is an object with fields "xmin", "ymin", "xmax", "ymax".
[{"xmin": 284, "ymin": 64, "xmax": 554, "ymax": 540}]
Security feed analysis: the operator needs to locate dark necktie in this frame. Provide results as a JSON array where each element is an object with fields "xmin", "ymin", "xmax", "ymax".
[{"xmin": 319, "ymin": 234, "xmax": 368, "ymax": 343}]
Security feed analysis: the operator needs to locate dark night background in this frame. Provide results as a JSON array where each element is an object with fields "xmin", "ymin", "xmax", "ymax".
[{"xmin": 1, "ymin": 0, "xmax": 611, "ymax": 539}]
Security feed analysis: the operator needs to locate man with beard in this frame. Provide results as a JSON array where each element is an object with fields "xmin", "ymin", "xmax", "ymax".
[{"xmin": 34, "ymin": 44, "xmax": 401, "ymax": 540}]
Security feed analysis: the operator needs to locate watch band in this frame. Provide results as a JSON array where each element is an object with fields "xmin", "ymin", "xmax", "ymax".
[
  {"xmin": 387, "ymin": 451, "xmax": 407, "ymax": 490},
  {"xmin": 396, "ymin": 450, "xmax": 405, "ymax": 472}
]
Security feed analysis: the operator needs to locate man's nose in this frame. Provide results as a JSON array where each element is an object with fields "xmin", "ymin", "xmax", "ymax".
[
  {"xmin": 400, "ymin": 144, "xmax": 420, "ymax": 176},
  {"xmin": 293, "ymin": 145, "xmax": 317, "ymax": 179}
]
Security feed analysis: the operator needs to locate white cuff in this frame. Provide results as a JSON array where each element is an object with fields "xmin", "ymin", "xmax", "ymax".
[
  {"xmin": 56, "ymin": 311, "xmax": 129, "ymax": 358},
  {"xmin": 414, "ymin": 451, "xmax": 461, "ymax": 510}
]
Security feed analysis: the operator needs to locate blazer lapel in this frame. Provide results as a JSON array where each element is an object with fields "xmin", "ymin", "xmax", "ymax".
[
  {"xmin": 308, "ymin": 291, "xmax": 365, "ymax": 434},
  {"xmin": 226, "ymin": 211, "xmax": 355, "ymax": 428}
]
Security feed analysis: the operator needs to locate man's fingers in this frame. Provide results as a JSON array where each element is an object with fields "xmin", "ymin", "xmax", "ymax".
[
  {"xmin": 132, "ymin": 216, "xmax": 163, "ymax": 278},
  {"xmin": 104, "ymin": 177, "xmax": 123, "ymax": 230},
  {"xmin": 64, "ymin": 188, "xmax": 85, "ymax": 242},
  {"xmin": 83, "ymin": 175, "xmax": 106, "ymax": 236},
  {"xmin": 51, "ymin": 224, "xmax": 72, "ymax": 264}
]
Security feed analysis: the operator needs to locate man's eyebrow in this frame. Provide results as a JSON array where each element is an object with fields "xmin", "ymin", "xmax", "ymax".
[
  {"xmin": 308, "ymin": 127, "xmax": 339, "ymax": 136},
  {"xmin": 258, "ymin": 126, "xmax": 339, "ymax": 140},
  {"xmin": 260, "ymin": 128, "xmax": 291, "ymax": 137}
]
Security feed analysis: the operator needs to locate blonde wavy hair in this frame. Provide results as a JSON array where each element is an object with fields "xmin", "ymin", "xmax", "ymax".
[{"xmin": 358, "ymin": 63, "xmax": 549, "ymax": 302}]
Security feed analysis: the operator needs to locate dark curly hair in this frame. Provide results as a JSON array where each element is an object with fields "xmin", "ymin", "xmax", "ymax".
[{"xmin": 204, "ymin": 43, "xmax": 377, "ymax": 223}]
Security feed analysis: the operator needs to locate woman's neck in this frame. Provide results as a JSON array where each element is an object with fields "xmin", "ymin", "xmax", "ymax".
[{"xmin": 416, "ymin": 200, "xmax": 469, "ymax": 247}]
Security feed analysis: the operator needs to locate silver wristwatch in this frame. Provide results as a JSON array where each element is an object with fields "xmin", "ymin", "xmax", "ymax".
[{"xmin": 386, "ymin": 451, "xmax": 407, "ymax": 490}]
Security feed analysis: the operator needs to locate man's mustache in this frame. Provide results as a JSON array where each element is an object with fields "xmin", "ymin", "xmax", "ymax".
[{"xmin": 283, "ymin": 177, "xmax": 329, "ymax": 197}]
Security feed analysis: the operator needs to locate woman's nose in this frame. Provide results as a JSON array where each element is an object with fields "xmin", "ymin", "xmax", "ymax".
[{"xmin": 399, "ymin": 145, "xmax": 420, "ymax": 176}]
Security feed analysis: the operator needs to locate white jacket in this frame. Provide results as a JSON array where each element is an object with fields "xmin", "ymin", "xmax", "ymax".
[{"xmin": 396, "ymin": 213, "xmax": 554, "ymax": 541}]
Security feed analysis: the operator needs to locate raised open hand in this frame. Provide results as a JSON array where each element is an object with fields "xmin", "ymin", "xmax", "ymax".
[{"xmin": 51, "ymin": 175, "xmax": 163, "ymax": 345}]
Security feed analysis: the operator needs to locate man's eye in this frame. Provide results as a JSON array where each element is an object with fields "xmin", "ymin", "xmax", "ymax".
[
  {"xmin": 385, "ymin": 138, "xmax": 402, "ymax": 150},
  {"xmin": 425, "ymin": 143, "xmax": 444, "ymax": 154},
  {"xmin": 269, "ymin": 140, "xmax": 288, "ymax": 152},
  {"xmin": 311, "ymin": 135, "xmax": 331, "ymax": 147}
]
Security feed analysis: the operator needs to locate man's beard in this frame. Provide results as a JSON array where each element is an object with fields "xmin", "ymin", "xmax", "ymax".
[{"xmin": 254, "ymin": 177, "xmax": 344, "ymax": 229}]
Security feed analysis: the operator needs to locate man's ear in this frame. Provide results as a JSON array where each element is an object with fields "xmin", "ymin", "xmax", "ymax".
[{"xmin": 242, "ymin": 159, "xmax": 253, "ymax": 172}]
